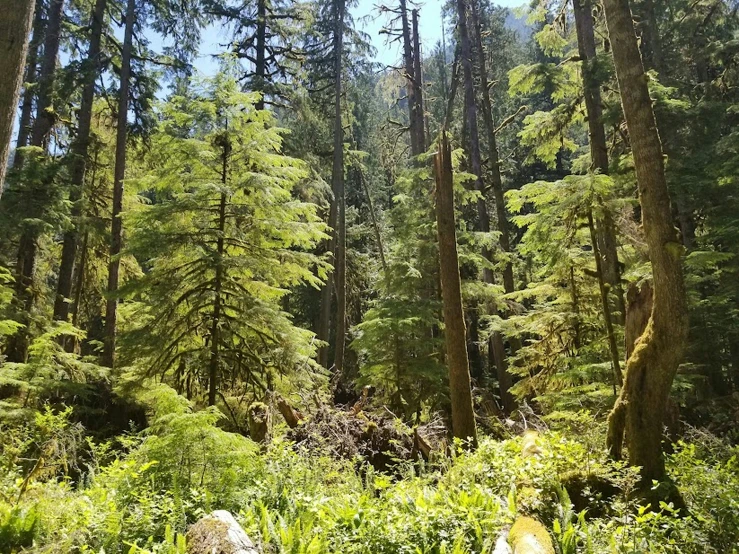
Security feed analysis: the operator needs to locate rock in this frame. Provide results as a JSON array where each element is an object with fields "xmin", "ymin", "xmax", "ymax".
[
  {"xmin": 521, "ymin": 430, "xmax": 542, "ymax": 458},
  {"xmin": 508, "ymin": 516, "xmax": 554, "ymax": 554},
  {"xmin": 493, "ymin": 529, "xmax": 513, "ymax": 554},
  {"xmin": 186, "ymin": 510, "xmax": 259, "ymax": 554}
]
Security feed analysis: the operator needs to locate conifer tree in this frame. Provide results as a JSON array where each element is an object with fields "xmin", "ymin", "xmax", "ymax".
[
  {"xmin": 123, "ymin": 76, "xmax": 327, "ymax": 406},
  {"xmin": 435, "ymin": 133, "xmax": 477, "ymax": 448}
]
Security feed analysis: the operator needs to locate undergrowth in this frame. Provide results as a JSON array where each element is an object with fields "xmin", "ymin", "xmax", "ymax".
[{"xmin": 0, "ymin": 386, "xmax": 737, "ymax": 554}]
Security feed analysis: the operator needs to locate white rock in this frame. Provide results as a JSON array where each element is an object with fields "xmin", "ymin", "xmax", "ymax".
[{"xmin": 187, "ymin": 510, "xmax": 259, "ymax": 554}]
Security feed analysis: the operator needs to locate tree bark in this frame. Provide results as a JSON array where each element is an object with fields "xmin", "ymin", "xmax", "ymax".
[
  {"xmin": 208, "ymin": 154, "xmax": 228, "ymax": 407},
  {"xmin": 6, "ymin": 0, "xmax": 64, "ymax": 363},
  {"xmin": 6, "ymin": 0, "xmax": 42, "ymax": 179},
  {"xmin": 588, "ymin": 211, "xmax": 623, "ymax": 387},
  {"xmin": 54, "ymin": 0, "xmax": 107, "ymax": 325},
  {"xmin": 317, "ymin": 0, "xmax": 346, "ymax": 372},
  {"xmin": 435, "ymin": 134, "xmax": 478, "ymax": 448},
  {"xmin": 573, "ymin": 0, "xmax": 626, "ymax": 324},
  {"xmin": 398, "ymin": 0, "xmax": 421, "ymax": 157},
  {"xmin": 332, "ymin": 0, "xmax": 347, "ymax": 377},
  {"xmin": 254, "ymin": 0, "xmax": 266, "ymax": 110},
  {"xmin": 103, "ymin": 0, "xmax": 135, "ymax": 369},
  {"xmin": 603, "ymin": 0, "xmax": 688, "ymax": 486},
  {"xmin": 469, "ymin": 0, "xmax": 518, "ymax": 413},
  {"xmin": 410, "ymin": 9, "xmax": 425, "ymax": 154},
  {"xmin": 30, "ymin": 0, "xmax": 64, "ymax": 150},
  {"xmin": 0, "ymin": 0, "xmax": 35, "ymax": 194}
]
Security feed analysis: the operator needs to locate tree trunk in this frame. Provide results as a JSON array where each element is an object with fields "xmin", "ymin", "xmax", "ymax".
[
  {"xmin": 0, "ymin": 0, "xmax": 35, "ymax": 194},
  {"xmin": 317, "ymin": 0, "xmax": 346, "ymax": 372},
  {"xmin": 410, "ymin": 9, "xmax": 425, "ymax": 154},
  {"xmin": 209, "ymin": 175, "xmax": 228, "ymax": 408},
  {"xmin": 603, "ymin": 0, "xmax": 688, "ymax": 486},
  {"xmin": 254, "ymin": 0, "xmax": 266, "ymax": 110},
  {"xmin": 6, "ymin": 0, "xmax": 64, "ymax": 363},
  {"xmin": 637, "ymin": 0, "xmax": 663, "ymax": 72},
  {"xmin": 103, "ymin": 0, "xmax": 135, "ymax": 369},
  {"xmin": 435, "ymin": 134, "xmax": 478, "ymax": 448},
  {"xmin": 332, "ymin": 0, "xmax": 347, "ymax": 377},
  {"xmin": 469, "ymin": 0, "xmax": 519, "ymax": 413},
  {"xmin": 7, "ymin": 1, "xmax": 43, "ymax": 176},
  {"xmin": 54, "ymin": 0, "xmax": 107, "ymax": 325},
  {"xmin": 588, "ymin": 211, "xmax": 623, "ymax": 387},
  {"xmin": 399, "ymin": 0, "xmax": 420, "ymax": 156},
  {"xmin": 30, "ymin": 0, "xmax": 64, "ymax": 150},
  {"xmin": 573, "ymin": 0, "xmax": 626, "ymax": 324},
  {"xmin": 358, "ymin": 168, "xmax": 387, "ymax": 273}
]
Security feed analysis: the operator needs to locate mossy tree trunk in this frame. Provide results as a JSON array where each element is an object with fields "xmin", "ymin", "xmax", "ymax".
[
  {"xmin": 0, "ymin": 0, "xmax": 36, "ymax": 193},
  {"xmin": 603, "ymin": 0, "xmax": 688, "ymax": 485},
  {"xmin": 435, "ymin": 134, "xmax": 478, "ymax": 449}
]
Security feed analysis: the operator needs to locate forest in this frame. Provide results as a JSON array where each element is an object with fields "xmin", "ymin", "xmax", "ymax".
[{"xmin": 0, "ymin": 0, "xmax": 738, "ymax": 551}]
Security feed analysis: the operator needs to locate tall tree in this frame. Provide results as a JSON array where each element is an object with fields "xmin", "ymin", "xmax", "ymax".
[
  {"xmin": 0, "ymin": 0, "xmax": 36, "ymax": 194},
  {"xmin": 572, "ymin": 0, "xmax": 624, "ymax": 385},
  {"xmin": 103, "ymin": 0, "xmax": 135, "ymax": 368},
  {"xmin": 603, "ymin": 0, "xmax": 688, "ymax": 486},
  {"xmin": 435, "ymin": 134, "xmax": 477, "ymax": 448},
  {"xmin": 207, "ymin": 0, "xmax": 306, "ymax": 111},
  {"xmin": 469, "ymin": 0, "xmax": 518, "ymax": 412},
  {"xmin": 317, "ymin": 0, "xmax": 346, "ymax": 372},
  {"xmin": 6, "ymin": 0, "xmax": 65, "ymax": 363},
  {"xmin": 0, "ymin": 0, "xmax": 42, "ymax": 190},
  {"xmin": 572, "ymin": 0, "xmax": 626, "ymax": 324},
  {"xmin": 54, "ymin": 0, "xmax": 108, "ymax": 325}
]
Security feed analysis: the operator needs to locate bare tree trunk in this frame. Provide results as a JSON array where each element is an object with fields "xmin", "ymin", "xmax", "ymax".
[
  {"xmin": 9, "ymin": 1, "xmax": 43, "ymax": 175},
  {"xmin": 455, "ymin": 0, "xmax": 488, "ymax": 282},
  {"xmin": 54, "ymin": 0, "xmax": 107, "ymax": 325},
  {"xmin": 435, "ymin": 134, "xmax": 477, "ymax": 448},
  {"xmin": 0, "ymin": 0, "xmax": 35, "ymax": 194},
  {"xmin": 399, "ymin": 0, "xmax": 420, "ymax": 156},
  {"xmin": 638, "ymin": 0, "xmax": 663, "ymax": 72},
  {"xmin": 30, "ymin": 0, "xmax": 63, "ymax": 149},
  {"xmin": 410, "ymin": 9, "xmax": 425, "ymax": 153},
  {"xmin": 358, "ymin": 168, "xmax": 387, "ymax": 273},
  {"xmin": 573, "ymin": 0, "xmax": 626, "ymax": 324},
  {"xmin": 103, "ymin": 0, "xmax": 135, "ymax": 369},
  {"xmin": 603, "ymin": 0, "xmax": 688, "ymax": 486}
]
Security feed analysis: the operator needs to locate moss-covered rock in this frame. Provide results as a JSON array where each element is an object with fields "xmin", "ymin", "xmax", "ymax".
[
  {"xmin": 186, "ymin": 510, "xmax": 258, "ymax": 554},
  {"xmin": 508, "ymin": 516, "xmax": 555, "ymax": 554}
]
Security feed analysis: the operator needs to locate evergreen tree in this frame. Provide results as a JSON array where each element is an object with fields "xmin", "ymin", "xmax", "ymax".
[{"xmin": 122, "ymin": 75, "xmax": 327, "ymax": 406}]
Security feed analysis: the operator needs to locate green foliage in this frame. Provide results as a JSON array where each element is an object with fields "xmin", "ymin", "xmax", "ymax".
[{"xmin": 121, "ymin": 75, "xmax": 328, "ymax": 404}]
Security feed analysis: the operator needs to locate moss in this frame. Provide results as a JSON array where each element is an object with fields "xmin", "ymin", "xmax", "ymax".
[
  {"xmin": 508, "ymin": 516, "xmax": 555, "ymax": 554},
  {"xmin": 560, "ymin": 470, "xmax": 621, "ymax": 518},
  {"xmin": 521, "ymin": 430, "xmax": 542, "ymax": 458},
  {"xmin": 186, "ymin": 518, "xmax": 236, "ymax": 554}
]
